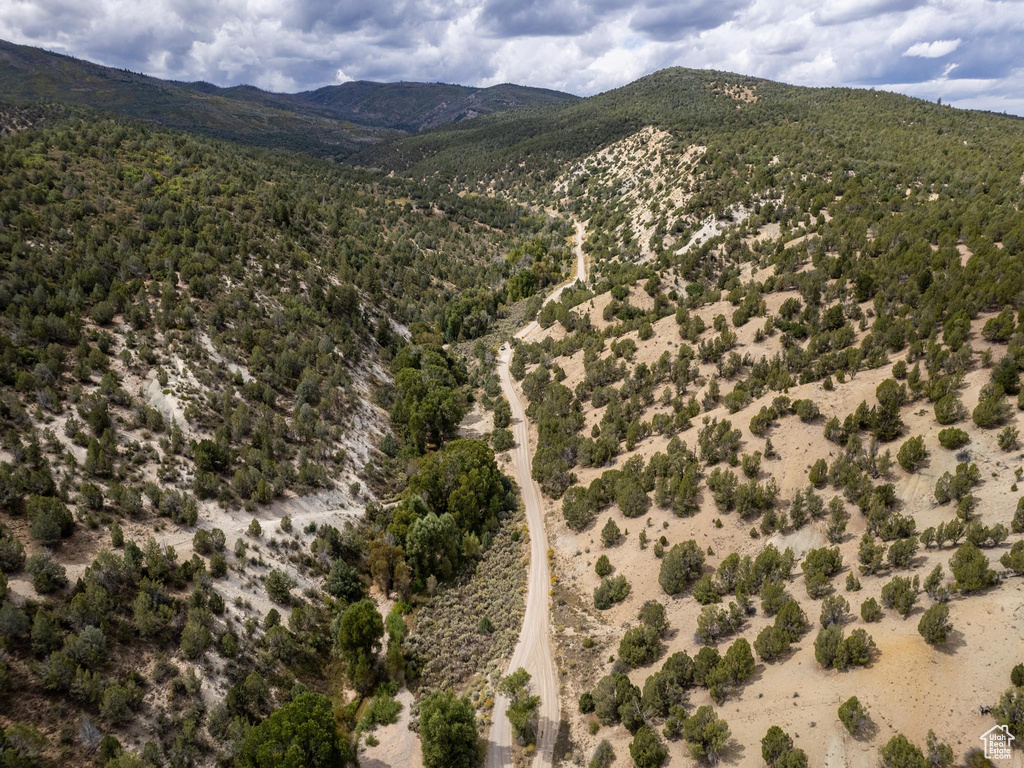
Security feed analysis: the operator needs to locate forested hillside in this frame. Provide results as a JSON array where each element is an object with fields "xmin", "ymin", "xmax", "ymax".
[
  {"xmin": 0, "ymin": 105, "xmax": 575, "ymax": 766},
  {"xmin": 0, "ymin": 39, "xmax": 576, "ymax": 156},
  {"xmin": 3, "ymin": 48, "xmax": 1024, "ymax": 768},
  {"xmin": 466, "ymin": 67, "xmax": 1024, "ymax": 767},
  {"xmin": 203, "ymin": 80, "xmax": 577, "ymax": 133}
]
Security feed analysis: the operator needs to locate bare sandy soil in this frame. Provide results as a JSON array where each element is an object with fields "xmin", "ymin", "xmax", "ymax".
[
  {"xmin": 519, "ymin": 265, "xmax": 1024, "ymax": 766},
  {"xmin": 553, "ymin": 128, "xmax": 706, "ymax": 262},
  {"xmin": 361, "ymin": 689, "xmax": 423, "ymax": 768}
]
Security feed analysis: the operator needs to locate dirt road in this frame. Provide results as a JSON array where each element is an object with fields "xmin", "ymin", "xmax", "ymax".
[{"xmin": 487, "ymin": 219, "xmax": 587, "ymax": 768}]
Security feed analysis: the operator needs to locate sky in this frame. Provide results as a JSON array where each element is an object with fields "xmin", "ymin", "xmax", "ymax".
[{"xmin": 2, "ymin": 0, "xmax": 1024, "ymax": 114}]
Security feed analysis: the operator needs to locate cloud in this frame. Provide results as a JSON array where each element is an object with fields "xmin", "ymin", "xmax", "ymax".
[
  {"xmin": 812, "ymin": 0, "xmax": 924, "ymax": 26},
  {"xmin": 903, "ymin": 38, "xmax": 960, "ymax": 58},
  {"xmin": 628, "ymin": 0, "xmax": 754, "ymax": 41},
  {"xmin": 1, "ymin": 0, "xmax": 1023, "ymax": 115},
  {"xmin": 480, "ymin": 0, "xmax": 614, "ymax": 36}
]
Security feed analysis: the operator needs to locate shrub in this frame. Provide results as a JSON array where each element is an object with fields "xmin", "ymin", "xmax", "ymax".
[
  {"xmin": 993, "ymin": 686, "xmax": 1024, "ymax": 741},
  {"xmin": 819, "ymin": 595, "xmax": 850, "ymax": 627},
  {"xmin": 630, "ymin": 726, "xmax": 667, "ymax": 768},
  {"xmin": 720, "ymin": 637, "xmax": 755, "ymax": 685},
  {"xmin": 692, "ymin": 574, "xmax": 720, "ymax": 605},
  {"xmin": 181, "ymin": 619, "xmax": 211, "ymax": 659},
  {"xmin": 934, "ymin": 393, "xmax": 965, "ymax": 425},
  {"xmin": 937, "ymin": 428, "xmax": 969, "ymax": 449},
  {"xmin": 813, "ymin": 624, "xmax": 844, "ymax": 669},
  {"xmin": 949, "ymin": 542, "xmax": 995, "ymax": 592},
  {"xmin": 808, "ymin": 458, "xmax": 827, "ymax": 488},
  {"xmin": 760, "ymin": 581, "xmax": 788, "ymax": 616},
  {"xmin": 815, "ymin": 625, "xmax": 875, "ymax": 670},
  {"xmin": 917, "ymin": 604, "xmax": 952, "ymax": 646},
  {"xmin": 838, "ymin": 696, "xmax": 868, "ymax": 735},
  {"xmin": 774, "ymin": 599, "xmax": 809, "ymax": 640},
  {"xmin": 998, "ymin": 426, "xmax": 1020, "ymax": 452},
  {"xmin": 26, "ymin": 553, "xmax": 68, "ymax": 594},
  {"xmin": 500, "ymin": 667, "xmax": 539, "ymax": 745},
  {"xmin": 616, "ymin": 477, "xmax": 650, "ymax": 518},
  {"xmin": 659, "ymin": 540, "xmax": 705, "ymax": 595},
  {"xmin": 637, "ymin": 601, "xmax": 669, "ymax": 635},
  {"xmin": 695, "ymin": 604, "xmax": 743, "ymax": 645},
  {"xmin": 749, "ymin": 406, "xmax": 778, "ymax": 437},
  {"xmin": 619, "ymin": 625, "xmax": 662, "ymax": 667},
  {"xmin": 706, "ymin": 468, "xmax": 737, "ymax": 511},
  {"xmin": 973, "ymin": 384, "xmax": 1011, "ymax": 428},
  {"xmin": 588, "ymin": 740, "xmax": 615, "ymax": 768},
  {"xmin": 0, "ymin": 601, "xmax": 29, "ymax": 643},
  {"xmin": 79, "ymin": 482, "xmax": 104, "ymax": 510},
  {"xmin": 594, "ymin": 575, "xmax": 630, "ymax": 610},
  {"xmin": 591, "ymin": 673, "xmax": 639, "ymax": 725},
  {"xmin": 493, "ymin": 398, "xmax": 511, "ymax": 429},
  {"xmin": 26, "ymin": 495, "xmax": 74, "ymax": 546},
  {"xmin": 880, "ymin": 576, "xmax": 919, "ymax": 617},
  {"xmin": 595, "ymin": 554, "xmax": 612, "ymax": 577},
  {"xmin": 210, "ymin": 551, "xmax": 228, "ymax": 577},
  {"xmin": 698, "ymin": 419, "xmax": 742, "ymax": 465},
  {"xmin": 762, "ymin": 726, "xmax": 807, "ymax": 768},
  {"xmin": 886, "ymin": 537, "xmax": 918, "ymax": 569},
  {"xmin": 793, "ymin": 399, "xmax": 820, "ymax": 422},
  {"xmin": 896, "ymin": 436, "xmax": 927, "ymax": 472},
  {"xmin": 325, "ymin": 558, "xmax": 364, "ymax": 602},
  {"xmin": 753, "ymin": 625, "xmax": 790, "ymax": 662},
  {"xmin": 860, "ymin": 598, "xmax": 883, "ymax": 622},
  {"xmin": 682, "ymin": 706, "xmax": 730, "ymax": 764},
  {"xmin": 264, "ymin": 569, "xmax": 294, "ymax": 604},
  {"xmin": 562, "ymin": 487, "xmax": 593, "ymax": 531},
  {"xmin": 742, "ymin": 452, "xmax": 762, "ymax": 479},
  {"xmin": 1014, "ymin": 498, "xmax": 1024, "ymax": 534},
  {"xmin": 983, "ymin": 308, "xmax": 1015, "ymax": 342},
  {"xmin": 101, "ymin": 681, "xmax": 141, "ymax": 724},
  {"xmin": 1013, "ymin": 664, "xmax": 1024, "ymax": 687},
  {"xmin": 801, "ymin": 547, "xmax": 843, "ymax": 598},
  {"xmin": 491, "ymin": 428, "xmax": 514, "ymax": 452},
  {"xmin": 0, "ymin": 536, "xmax": 26, "ymax": 573},
  {"xmin": 578, "ymin": 692, "xmax": 595, "ymax": 713},
  {"xmin": 601, "ymin": 518, "xmax": 621, "ymax": 547},
  {"xmin": 880, "ymin": 734, "xmax": 926, "ymax": 768},
  {"xmin": 1001, "ymin": 541, "xmax": 1024, "ymax": 574}
]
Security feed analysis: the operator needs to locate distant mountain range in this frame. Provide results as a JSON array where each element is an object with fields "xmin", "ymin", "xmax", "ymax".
[
  {"xmin": 0, "ymin": 39, "xmax": 578, "ymax": 155},
  {"xmin": 188, "ymin": 79, "xmax": 577, "ymax": 133}
]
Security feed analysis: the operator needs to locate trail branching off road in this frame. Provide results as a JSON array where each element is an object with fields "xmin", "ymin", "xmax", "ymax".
[{"xmin": 487, "ymin": 219, "xmax": 587, "ymax": 768}]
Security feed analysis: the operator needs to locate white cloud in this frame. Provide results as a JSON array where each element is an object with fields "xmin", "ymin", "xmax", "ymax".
[
  {"xmin": 1, "ymin": 0, "xmax": 1024, "ymax": 114},
  {"xmin": 903, "ymin": 38, "xmax": 960, "ymax": 58}
]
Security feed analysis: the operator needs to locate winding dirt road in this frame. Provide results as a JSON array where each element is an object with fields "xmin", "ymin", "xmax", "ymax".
[{"xmin": 487, "ymin": 219, "xmax": 587, "ymax": 768}]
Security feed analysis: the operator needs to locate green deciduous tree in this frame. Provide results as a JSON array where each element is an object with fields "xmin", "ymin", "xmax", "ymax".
[
  {"xmin": 419, "ymin": 689, "xmax": 483, "ymax": 768},
  {"xmin": 235, "ymin": 692, "xmax": 355, "ymax": 768},
  {"xmin": 500, "ymin": 667, "xmax": 540, "ymax": 745},
  {"xmin": 335, "ymin": 599, "xmax": 384, "ymax": 695}
]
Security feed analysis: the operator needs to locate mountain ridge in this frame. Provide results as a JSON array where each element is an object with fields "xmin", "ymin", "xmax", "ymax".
[
  {"xmin": 0, "ymin": 38, "xmax": 576, "ymax": 153},
  {"xmin": 182, "ymin": 77, "xmax": 578, "ymax": 133}
]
